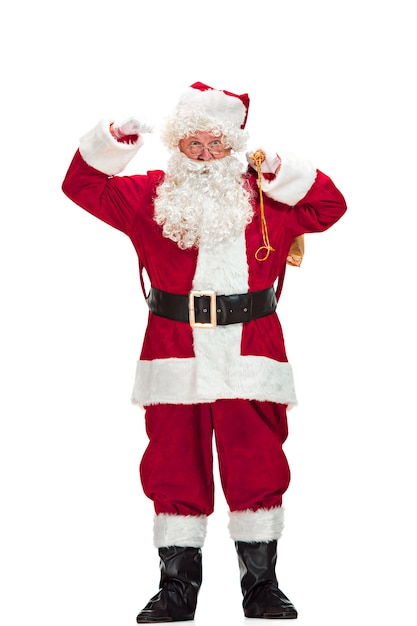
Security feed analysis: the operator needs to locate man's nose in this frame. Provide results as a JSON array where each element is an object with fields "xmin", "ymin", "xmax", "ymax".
[{"xmin": 199, "ymin": 147, "xmax": 214, "ymax": 160}]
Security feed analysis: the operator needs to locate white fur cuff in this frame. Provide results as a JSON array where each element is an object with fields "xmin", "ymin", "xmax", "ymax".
[
  {"xmin": 228, "ymin": 507, "xmax": 285, "ymax": 542},
  {"xmin": 79, "ymin": 118, "xmax": 143, "ymax": 176},
  {"xmin": 153, "ymin": 513, "xmax": 208, "ymax": 548},
  {"xmin": 262, "ymin": 151, "xmax": 317, "ymax": 206}
]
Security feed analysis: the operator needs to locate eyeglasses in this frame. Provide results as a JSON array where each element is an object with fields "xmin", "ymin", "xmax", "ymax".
[{"xmin": 186, "ymin": 140, "xmax": 226, "ymax": 155}]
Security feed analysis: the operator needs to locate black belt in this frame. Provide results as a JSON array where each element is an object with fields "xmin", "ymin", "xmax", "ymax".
[{"xmin": 147, "ymin": 286, "xmax": 277, "ymax": 328}]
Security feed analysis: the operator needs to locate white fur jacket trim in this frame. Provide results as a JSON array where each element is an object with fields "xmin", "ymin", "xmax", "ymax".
[
  {"xmin": 79, "ymin": 118, "xmax": 143, "ymax": 176},
  {"xmin": 263, "ymin": 150, "xmax": 317, "ymax": 206}
]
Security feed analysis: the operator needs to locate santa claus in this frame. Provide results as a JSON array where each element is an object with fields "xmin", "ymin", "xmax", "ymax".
[{"xmin": 62, "ymin": 82, "xmax": 347, "ymax": 621}]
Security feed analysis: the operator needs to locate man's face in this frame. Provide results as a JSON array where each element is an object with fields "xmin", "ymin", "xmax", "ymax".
[{"xmin": 179, "ymin": 131, "xmax": 232, "ymax": 161}]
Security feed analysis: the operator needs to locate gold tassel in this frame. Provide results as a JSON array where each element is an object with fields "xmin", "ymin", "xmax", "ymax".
[
  {"xmin": 250, "ymin": 150, "xmax": 275, "ymax": 261},
  {"xmin": 250, "ymin": 150, "xmax": 304, "ymax": 266}
]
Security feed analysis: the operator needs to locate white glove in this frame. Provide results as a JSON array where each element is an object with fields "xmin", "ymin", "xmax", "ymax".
[
  {"xmin": 111, "ymin": 117, "xmax": 154, "ymax": 141},
  {"xmin": 246, "ymin": 147, "xmax": 282, "ymax": 175}
]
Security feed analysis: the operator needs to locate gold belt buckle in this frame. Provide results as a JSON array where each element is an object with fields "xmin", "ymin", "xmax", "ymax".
[{"xmin": 188, "ymin": 290, "xmax": 217, "ymax": 328}]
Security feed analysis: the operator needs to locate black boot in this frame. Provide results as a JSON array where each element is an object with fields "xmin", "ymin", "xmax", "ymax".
[
  {"xmin": 136, "ymin": 546, "xmax": 202, "ymax": 623},
  {"xmin": 235, "ymin": 541, "xmax": 298, "ymax": 619}
]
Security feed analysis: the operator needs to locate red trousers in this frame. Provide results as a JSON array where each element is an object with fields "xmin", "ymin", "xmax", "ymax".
[{"xmin": 140, "ymin": 399, "xmax": 290, "ymax": 516}]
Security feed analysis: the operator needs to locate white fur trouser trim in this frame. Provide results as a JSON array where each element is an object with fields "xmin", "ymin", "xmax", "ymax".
[
  {"xmin": 228, "ymin": 506, "xmax": 285, "ymax": 542},
  {"xmin": 153, "ymin": 513, "xmax": 208, "ymax": 548}
]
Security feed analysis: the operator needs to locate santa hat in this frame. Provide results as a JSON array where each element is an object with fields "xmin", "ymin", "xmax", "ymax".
[
  {"xmin": 160, "ymin": 82, "xmax": 250, "ymax": 151},
  {"xmin": 177, "ymin": 82, "xmax": 250, "ymax": 130}
]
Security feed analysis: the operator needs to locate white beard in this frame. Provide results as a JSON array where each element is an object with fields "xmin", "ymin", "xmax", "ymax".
[{"xmin": 154, "ymin": 152, "xmax": 254, "ymax": 249}]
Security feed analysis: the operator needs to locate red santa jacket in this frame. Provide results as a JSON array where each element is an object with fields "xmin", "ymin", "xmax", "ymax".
[{"xmin": 62, "ymin": 120, "xmax": 347, "ymax": 407}]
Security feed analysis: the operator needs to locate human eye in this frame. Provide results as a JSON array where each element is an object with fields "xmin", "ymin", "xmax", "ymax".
[{"xmin": 208, "ymin": 140, "xmax": 224, "ymax": 153}]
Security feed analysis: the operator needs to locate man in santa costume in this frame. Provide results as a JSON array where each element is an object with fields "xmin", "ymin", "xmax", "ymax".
[{"xmin": 62, "ymin": 82, "xmax": 347, "ymax": 622}]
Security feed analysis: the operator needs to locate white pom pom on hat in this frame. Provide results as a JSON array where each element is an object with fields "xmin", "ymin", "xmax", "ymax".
[{"xmin": 175, "ymin": 81, "xmax": 250, "ymax": 130}]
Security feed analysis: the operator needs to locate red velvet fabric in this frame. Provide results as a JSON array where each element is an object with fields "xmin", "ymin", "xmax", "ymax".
[
  {"xmin": 62, "ymin": 152, "xmax": 347, "ymax": 365},
  {"xmin": 139, "ymin": 400, "xmax": 290, "ymax": 515}
]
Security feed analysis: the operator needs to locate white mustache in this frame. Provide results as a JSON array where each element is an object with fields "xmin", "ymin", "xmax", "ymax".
[{"xmin": 182, "ymin": 156, "xmax": 226, "ymax": 174}]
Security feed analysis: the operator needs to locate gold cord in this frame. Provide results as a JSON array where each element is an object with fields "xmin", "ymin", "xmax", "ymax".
[{"xmin": 250, "ymin": 150, "xmax": 275, "ymax": 261}]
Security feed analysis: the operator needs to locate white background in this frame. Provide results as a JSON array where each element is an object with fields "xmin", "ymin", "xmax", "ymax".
[{"xmin": 1, "ymin": 1, "xmax": 416, "ymax": 625}]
